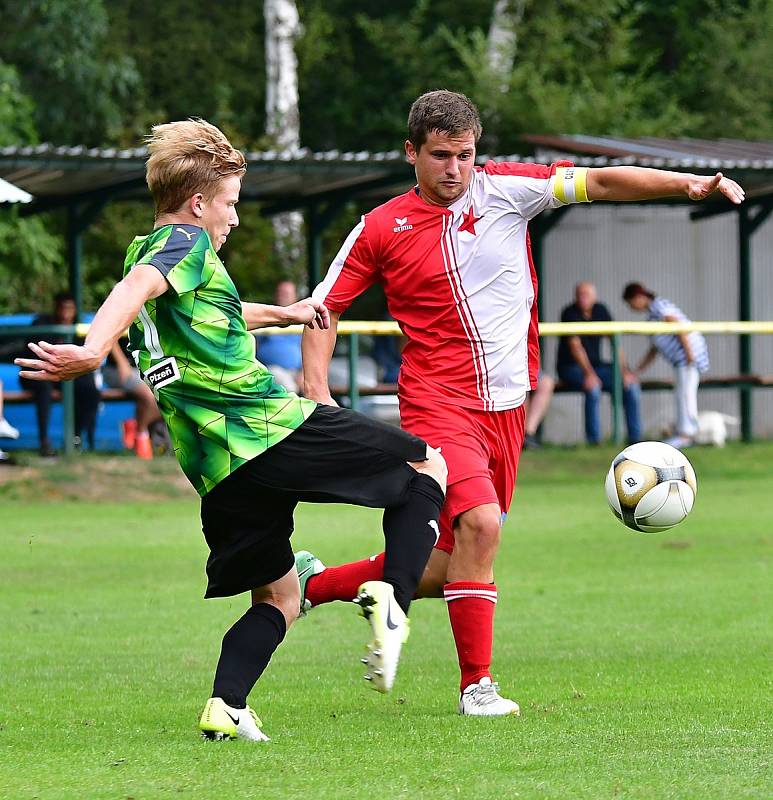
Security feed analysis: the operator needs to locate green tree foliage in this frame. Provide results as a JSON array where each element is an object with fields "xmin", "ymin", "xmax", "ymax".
[
  {"xmin": 297, "ymin": 0, "xmax": 496, "ymax": 151},
  {"xmin": 637, "ymin": 0, "xmax": 773, "ymax": 139},
  {"xmin": 82, "ymin": 201, "xmax": 285, "ymax": 309},
  {"xmin": 0, "ymin": 60, "xmax": 63, "ymax": 315},
  {"xmin": 107, "ymin": 0, "xmax": 268, "ymax": 147},
  {"xmin": 0, "ymin": 0, "xmax": 771, "ymax": 315},
  {"xmin": 0, "ymin": 210, "xmax": 64, "ymax": 314},
  {"xmin": 0, "ymin": 61, "xmax": 37, "ymax": 145},
  {"xmin": 0, "ymin": 0, "xmax": 139, "ymax": 145}
]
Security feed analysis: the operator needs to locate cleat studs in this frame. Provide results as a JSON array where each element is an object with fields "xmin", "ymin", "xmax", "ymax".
[
  {"xmin": 373, "ymin": 669, "xmax": 383, "ymax": 676},
  {"xmin": 360, "ymin": 658, "xmax": 369, "ymax": 664},
  {"xmin": 364, "ymin": 674, "xmax": 373, "ymax": 681},
  {"xmin": 373, "ymin": 650, "xmax": 382, "ymax": 657}
]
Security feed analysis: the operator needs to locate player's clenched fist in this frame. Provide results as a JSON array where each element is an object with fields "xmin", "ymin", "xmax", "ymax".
[{"xmin": 286, "ymin": 299, "xmax": 330, "ymax": 330}]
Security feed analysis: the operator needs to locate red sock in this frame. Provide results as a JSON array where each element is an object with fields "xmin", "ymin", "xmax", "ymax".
[
  {"xmin": 306, "ymin": 553, "xmax": 385, "ymax": 606},
  {"xmin": 444, "ymin": 581, "xmax": 497, "ymax": 691}
]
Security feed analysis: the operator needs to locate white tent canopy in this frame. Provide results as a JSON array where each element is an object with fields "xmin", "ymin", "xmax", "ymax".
[{"xmin": 0, "ymin": 177, "xmax": 32, "ymax": 203}]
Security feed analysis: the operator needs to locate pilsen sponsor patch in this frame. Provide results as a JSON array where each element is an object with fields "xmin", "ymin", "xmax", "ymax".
[{"xmin": 143, "ymin": 356, "xmax": 181, "ymax": 391}]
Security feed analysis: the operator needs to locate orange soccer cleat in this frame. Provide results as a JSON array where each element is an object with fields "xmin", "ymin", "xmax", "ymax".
[
  {"xmin": 134, "ymin": 431, "xmax": 153, "ymax": 460},
  {"xmin": 121, "ymin": 418, "xmax": 138, "ymax": 450}
]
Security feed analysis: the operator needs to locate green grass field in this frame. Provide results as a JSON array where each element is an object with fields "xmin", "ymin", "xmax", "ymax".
[{"xmin": 1, "ymin": 443, "xmax": 770, "ymax": 799}]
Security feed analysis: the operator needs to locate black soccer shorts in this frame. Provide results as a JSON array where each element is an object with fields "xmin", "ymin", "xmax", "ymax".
[{"xmin": 200, "ymin": 404, "xmax": 428, "ymax": 598}]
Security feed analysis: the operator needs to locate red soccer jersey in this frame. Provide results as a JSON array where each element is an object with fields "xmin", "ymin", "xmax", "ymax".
[{"xmin": 314, "ymin": 161, "xmax": 579, "ymax": 411}]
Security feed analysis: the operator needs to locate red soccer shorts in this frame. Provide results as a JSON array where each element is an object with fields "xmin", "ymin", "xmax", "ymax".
[{"xmin": 399, "ymin": 395, "xmax": 526, "ymax": 554}]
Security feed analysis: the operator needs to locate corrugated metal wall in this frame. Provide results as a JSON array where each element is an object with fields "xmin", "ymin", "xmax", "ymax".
[{"xmin": 537, "ymin": 204, "xmax": 773, "ymax": 442}]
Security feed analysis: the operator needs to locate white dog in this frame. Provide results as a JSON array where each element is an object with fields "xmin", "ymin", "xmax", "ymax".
[{"xmin": 693, "ymin": 411, "xmax": 740, "ymax": 447}]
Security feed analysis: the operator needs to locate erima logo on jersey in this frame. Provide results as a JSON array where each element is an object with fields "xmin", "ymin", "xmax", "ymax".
[
  {"xmin": 393, "ymin": 216, "xmax": 413, "ymax": 233},
  {"xmin": 143, "ymin": 356, "xmax": 181, "ymax": 391}
]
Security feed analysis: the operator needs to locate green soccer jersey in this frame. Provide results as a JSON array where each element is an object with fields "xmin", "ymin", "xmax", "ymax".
[{"xmin": 123, "ymin": 223, "xmax": 316, "ymax": 496}]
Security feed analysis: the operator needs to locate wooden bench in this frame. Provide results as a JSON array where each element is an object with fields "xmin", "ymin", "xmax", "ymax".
[
  {"xmin": 6, "ymin": 374, "xmax": 767, "ymax": 406},
  {"xmin": 329, "ymin": 375, "xmax": 773, "ymax": 400},
  {"xmin": 328, "ymin": 383, "xmax": 399, "ymax": 398},
  {"xmin": 4, "ymin": 387, "xmax": 131, "ymax": 404},
  {"xmin": 554, "ymin": 374, "xmax": 773, "ymax": 393}
]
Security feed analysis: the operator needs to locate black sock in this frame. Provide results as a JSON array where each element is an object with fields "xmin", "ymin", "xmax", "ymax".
[
  {"xmin": 382, "ymin": 472, "xmax": 445, "ymax": 614},
  {"xmin": 211, "ymin": 602, "xmax": 286, "ymax": 708}
]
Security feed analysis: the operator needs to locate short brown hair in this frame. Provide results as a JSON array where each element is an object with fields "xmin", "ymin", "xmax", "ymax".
[
  {"xmin": 145, "ymin": 118, "xmax": 246, "ymax": 217},
  {"xmin": 622, "ymin": 282, "xmax": 655, "ymax": 301},
  {"xmin": 407, "ymin": 90, "xmax": 482, "ymax": 150}
]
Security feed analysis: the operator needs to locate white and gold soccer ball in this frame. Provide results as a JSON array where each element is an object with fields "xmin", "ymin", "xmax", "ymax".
[{"xmin": 605, "ymin": 441, "xmax": 697, "ymax": 533}]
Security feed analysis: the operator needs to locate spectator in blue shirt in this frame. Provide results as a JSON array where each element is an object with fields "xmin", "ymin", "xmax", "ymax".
[
  {"xmin": 624, "ymin": 282, "xmax": 709, "ymax": 449},
  {"xmin": 255, "ymin": 280, "xmax": 303, "ymax": 392}
]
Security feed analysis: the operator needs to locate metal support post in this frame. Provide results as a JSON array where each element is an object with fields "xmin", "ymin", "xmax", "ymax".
[
  {"xmin": 738, "ymin": 207, "xmax": 752, "ymax": 442},
  {"xmin": 67, "ymin": 204, "xmax": 83, "ymax": 317},
  {"xmin": 611, "ymin": 333, "xmax": 623, "ymax": 445},
  {"xmin": 61, "ymin": 327, "xmax": 76, "ymax": 455},
  {"xmin": 347, "ymin": 333, "xmax": 360, "ymax": 411},
  {"xmin": 306, "ymin": 203, "xmax": 322, "ymax": 290},
  {"xmin": 61, "ymin": 380, "xmax": 76, "ymax": 456}
]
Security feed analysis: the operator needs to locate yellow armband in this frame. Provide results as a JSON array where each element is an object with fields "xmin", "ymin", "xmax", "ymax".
[{"xmin": 554, "ymin": 167, "xmax": 591, "ymax": 204}]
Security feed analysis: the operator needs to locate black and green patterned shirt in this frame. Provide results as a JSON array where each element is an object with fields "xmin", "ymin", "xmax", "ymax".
[{"xmin": 124, "ymin": 224, "xmax": 315, "ymax": 496}]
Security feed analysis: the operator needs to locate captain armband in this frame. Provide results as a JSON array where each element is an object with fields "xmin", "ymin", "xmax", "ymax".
[{"xmin": 553, "ymin": 167, "xmax": 591, "ymax": 204}]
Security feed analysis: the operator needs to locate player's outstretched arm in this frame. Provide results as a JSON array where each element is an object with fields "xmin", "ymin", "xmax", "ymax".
[
  {"xmin": 241, "ymin": 299, "xmax": 329, "ymax": 331},
  {"xmin": 586, "ymin": 167, "xmax": 745, "ymax": 204},
  {"xmin": 15, "ymin": 264, "xmax": 167, "ymax": 382},
  {"xmin": 301, "ymin": 310, "xmax": 341, "ymax": 406}
]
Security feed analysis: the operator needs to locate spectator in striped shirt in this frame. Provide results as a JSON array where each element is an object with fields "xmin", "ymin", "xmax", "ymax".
[{"xmin": 623, "ymin": 282, "xmax": 709, "ymax": 449}]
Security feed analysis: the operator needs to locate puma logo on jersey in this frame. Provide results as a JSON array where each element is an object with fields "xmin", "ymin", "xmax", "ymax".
[
  {"xmin": 175, "ymin": 227, "xmax": 195, "ymax": 240},
  {"xmin": 428, "ymin": 520, "xmax": 440, "ymax": 543},
  {"xmin": 393, "ymin": 216, "xmax": 413, "ymax": 233}
]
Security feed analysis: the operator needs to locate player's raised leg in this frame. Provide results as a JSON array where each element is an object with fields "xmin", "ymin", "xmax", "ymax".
[
  {"xmin": 300, "ymin": 544, "xmax": 446, "ymax": 610},
  {"xmin": 357, "ymin": 445, "xmax": 446, "ymax": 692}
]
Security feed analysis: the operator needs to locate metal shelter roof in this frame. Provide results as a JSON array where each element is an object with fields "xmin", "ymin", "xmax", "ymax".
[
  {"xmin": 524, "ymin": 135, "xmax": 773, "ymax": 199},
  {"xmin": 0, "ymin": 144, "xmax": 416, "ymax": 212},
  {"xmin": 3, "ymin": 136, "xmax": 772, "ymax": 211}
]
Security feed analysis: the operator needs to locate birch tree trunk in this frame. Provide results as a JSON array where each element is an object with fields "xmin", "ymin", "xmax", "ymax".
[
  {"xmin": 265, "ymin": 0, "xmax": 305, "ymax": 285},
  {"xmin": 487, "ymin": 0, "xmax": 524, "ymax": 91}
]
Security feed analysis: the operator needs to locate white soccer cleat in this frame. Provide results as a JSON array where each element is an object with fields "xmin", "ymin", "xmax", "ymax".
[
  {"xmin": 354, "ymin": 580, "xmax": 409, "ymax": 693},
  {"xmin": 198, "ymin": 697, "xmax": 269, "ymax": 742},
  {"xmin": 458, "ymin": 677, "xmax": 521, "ymax": 717},
  {"xmin": 0, "ymin": 417, "xmax": 20, "ymax": 440}
]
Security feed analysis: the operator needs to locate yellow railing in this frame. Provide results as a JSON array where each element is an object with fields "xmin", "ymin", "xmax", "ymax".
[
  {"xmin": 252, "ymin": 320, "xmax": 773, "ymax": 336},
  {"xmin": 4, "ymin": 319, "xmax": 772, "ymax": 450}
]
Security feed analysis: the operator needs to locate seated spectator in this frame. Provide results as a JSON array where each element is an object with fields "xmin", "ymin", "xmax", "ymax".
[
  {"xmin": 557, "ymin": 281, "xmax": 642, "ymax": 445},
  {"xmin": 623, "ymin": 282, "xmax": 709, "ymax": 449},
  {"xmin": 524, "ymin": 370, "xmax": 555, "ymax": 449},
  {"xmin": 0, "ymin": 378, "xmax": 20, "ymax": 463},
  {"xmin": 19, "ymin": 292, "xmax": 101, "ymax": 456},
  {"xmin": 255, "ymin": 279, "xmax": 303, "ymax": 392},
  {"xmin": 104, "ymin": 340, "xmax": 163, "ymax": 460}
]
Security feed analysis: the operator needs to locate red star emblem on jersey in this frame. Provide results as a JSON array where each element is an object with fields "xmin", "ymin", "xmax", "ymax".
[{"xmin": 459, "ymin": 207, "xmax": 482, "ymax": 235}]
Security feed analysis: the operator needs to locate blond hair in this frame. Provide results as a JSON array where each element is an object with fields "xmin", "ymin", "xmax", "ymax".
[{"xmin": 145, "ymin": 118, "xmax": 246, "ymax": 217}]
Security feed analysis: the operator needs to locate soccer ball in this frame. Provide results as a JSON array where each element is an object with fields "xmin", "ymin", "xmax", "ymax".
[{"xmin": 605, "ymin": 441, "xmax": 697, "ymax": 533}]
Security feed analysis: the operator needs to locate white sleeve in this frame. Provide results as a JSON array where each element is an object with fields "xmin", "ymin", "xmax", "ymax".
[{"xmin": 484, "ymin": 163, "xmax": 591, "ymax": 220}]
